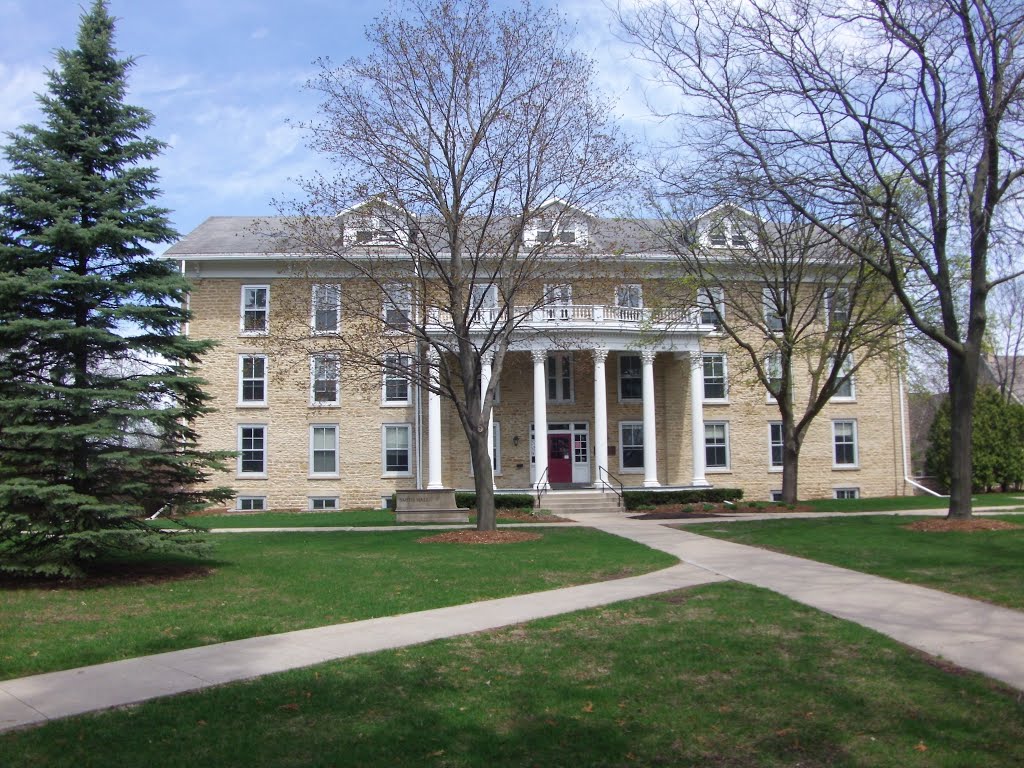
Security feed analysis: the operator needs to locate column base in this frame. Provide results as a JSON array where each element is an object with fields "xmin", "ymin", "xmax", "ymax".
[
  {"xmin": 690, "ymin": 477, "xmax": 711, "ymax": 487},
  {"xmin": 426, "ymin": 482, "xmax": 445, "ymax": 490},
  {"xmin": 642, "ymin": 479, "xmax": 661, "ymax": 488}
]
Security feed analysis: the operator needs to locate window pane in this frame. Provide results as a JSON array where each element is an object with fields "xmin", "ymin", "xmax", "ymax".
[
  {"xmin": 705, "ymin": 423, "xmax": 728, "ymax": 468},
  {"xmin": 620, "ymin": 354, "xmax": 641, "ymax": 399},
  {"xmin": 241, "ymin": 427, "xmax": 265, "ymax": 473},
  {"xmin": 703, "ymin": 355, "xmax": 725, "ymax": 399},
  {"xmin": 622, "ymin": 424, "xmax": 644, "ymax": 469},
  {"xmin": 313, "ymin": 285, "xmax": 340, "ymax": 332}
]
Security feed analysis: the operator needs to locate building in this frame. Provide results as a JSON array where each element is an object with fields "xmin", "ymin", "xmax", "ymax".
[{"xmin": 166, "ymin": 204, "xmax": 911, "ymax": 511}]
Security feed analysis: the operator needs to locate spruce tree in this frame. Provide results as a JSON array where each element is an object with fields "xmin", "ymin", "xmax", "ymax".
[{"xmin": 0, "ymin": 1, "xmax": 232, "ymax": 577}]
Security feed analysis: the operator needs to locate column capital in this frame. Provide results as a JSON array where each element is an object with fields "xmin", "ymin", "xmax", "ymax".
[
  {"xmin": 640, "ymin": 348, "xmax": 657, "ymax": 364},
  {"xmin": 591, "ymin": 347, "xmax": 609, "ymax": 364},
  {"xmin": 480, "ymin": 350, "xmax": 495, "ymax": 366},
  {"xmin": 531, "ymin": 349, "xmax": 548, "ymax": 365}
]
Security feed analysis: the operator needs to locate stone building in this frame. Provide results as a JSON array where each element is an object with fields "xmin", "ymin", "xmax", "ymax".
[{"xmin": 166, "ymin": 204, "xmax": 911, "ymax": 511}]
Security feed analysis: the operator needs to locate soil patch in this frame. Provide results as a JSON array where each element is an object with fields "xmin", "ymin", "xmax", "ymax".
[
  {"xmin": 0, "ymin": 562, "xmax": 215, "ymax": 590},
  {"xmin": 418, "ymin": 530, "xmax": 543, "ymax": 544},
  {"xmin": 903, "ymin": 518, "xmax": 1022, "ymax": 533},
  {"xmin": 496, "ymin": 510, "xmax": 570, "ymax": 523}
]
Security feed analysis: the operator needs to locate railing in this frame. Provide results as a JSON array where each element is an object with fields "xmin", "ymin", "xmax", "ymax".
[
  {"xmin": 426, "ymin": 305, "xmax": 704, "ymax": 329},
  {"xmin": 534, "ymin": 466, "xmax": 550, "ymax": 509},
  {"xmin": 598, "ymin": 466, "xmax": 625, "ymax": 509}
]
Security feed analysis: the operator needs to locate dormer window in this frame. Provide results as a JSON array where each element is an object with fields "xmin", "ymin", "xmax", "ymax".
[
  {"xmin": 526, "ymin": 217, "xmax": 587, "ymax": 246},
  {"xmin": 536, "ymin": 229, "xmax": 553, "ymax": 243},
  {"xmin": 343, "ymin": 213, "xmax": 404, "ymax": 246},
  {"xmin": 709, "ymin": 225, "xmax": 728, "ymax": 247},
  {"xmin": 558, "ymin": 229, "xmax": 576, "ymax": 244},
  {"xmin": 705, "ymin": 218, "xmax": 753, "ymax": 249}
]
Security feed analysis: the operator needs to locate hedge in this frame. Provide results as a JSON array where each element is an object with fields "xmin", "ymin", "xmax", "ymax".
[
  {"xmin": 454, "ymin": 492, "xmax": 536, "ymax": 510},
  {"xmin": 622, "ymin": 488, "xmax": 743, "ymax": 510}
]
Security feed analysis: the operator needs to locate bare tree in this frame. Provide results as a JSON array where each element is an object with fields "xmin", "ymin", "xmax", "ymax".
[
  {"xmin": 268, "ymin": 0, "xmax": 634, "ymax": 529},
  {"xmin": 619, "ymin": 0, "xmax": 1024, "ymax": 518},
  {"xmin": 654, "ymin": 183, "xmax": 900, "ymax": 503}
]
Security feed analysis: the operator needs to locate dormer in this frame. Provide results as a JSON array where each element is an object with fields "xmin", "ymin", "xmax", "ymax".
[
  {"xmin": 698, "ymin": 204, "xmax": 757, "ymax": 249},
  {"xmin": 525, "ymin": 199, "xmax": 592, "ymax": 247},
  {"xmin": 338, "ymin": 197, "xmax": 411, "ymax": 247}
]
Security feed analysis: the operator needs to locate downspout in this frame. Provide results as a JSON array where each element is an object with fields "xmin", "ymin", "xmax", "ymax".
[
  {"xmin": 415, "ymin": 359, "xmax": 423, "ymax": 489},
  {"xmin": 898, "ymin": 367, "xmax": 946, "ymax": 498},
  {"xmin": 180, "ymin": 260, "xmax": 190, "ymax": 337}
]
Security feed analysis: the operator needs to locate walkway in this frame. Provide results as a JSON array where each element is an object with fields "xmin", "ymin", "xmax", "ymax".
[{"xmin": 2, "ymin": 512, "xmax": 1024, "ymax": 734}]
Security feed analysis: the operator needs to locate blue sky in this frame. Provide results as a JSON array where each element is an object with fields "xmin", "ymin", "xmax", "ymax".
[{"xmin": 0, "ymin": 1, "xmax": 661, "ymax": 250}]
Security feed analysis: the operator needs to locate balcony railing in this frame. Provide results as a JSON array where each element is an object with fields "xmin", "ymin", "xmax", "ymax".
[{"xmin": 426, "ymin": 304, "xmax": 704, "ymax": 330}]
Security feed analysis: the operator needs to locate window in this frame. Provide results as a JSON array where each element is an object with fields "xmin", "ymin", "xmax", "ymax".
[
  {"xmin": 311, "ymin": 284, "xmax": 341, "ymax": 334},
  {"xmin": 708, "ymin": 223, "xmax": 728, "ymax": 247},
  {"xmin": 698, "ymin": 287, "xmax": 724, "ymax": 327},
  {"xmin": 620, "ymin": 422, "xmax": 644, "ymax": 471},
  {"xmin": 834, "ymin": 488, "xmax": 860, "ymax": 500},
  {"xmin": 547, "ymin": 352, "xmax": 574, "ymax": 402},
  {"xmin": 311, "ymin": 355, "xmax": 340, "ymax": 406},
  {"xmin": 383, "ymin": 283, "xmax": 412, "ymax": 331},
  {"xmin": 615, "ymin": 284, "xmax": 643, "ymax": 309},
  {"xmin": 825, "ymin": 287, "xmax": 851, "ymax": 328},
  {"xmin": 241, "ymin": 285, "xmax": 269, "ymax": 334},
  {"xmin": 619, "ymin": 354, "xmax": 642, "ymax": 401},
  {"xmin": 472, "ymin": 422, "xmax": 502, "ymax": 475},
  {"xmin": 769, "ymin": 422, "xmax": 784, "ymax": 469},
  {"xmin": 705, "ymin": 422, "xmax": 730, "ymax": 470},
  {"xmin": 238, "ymin": 355, "xmax": 267, "ymax": 406},
  {"xmin": 310, "ymin": 425, "xmax": 339, "ymax": 476},
  {"xmin": 832, "ymin": 357, "xmax": 855, "ymax": 400},
  {"xmin": 544, "ymin": 284, "xmax": 572, "ymax": 320},
  {"xmin": 558, "ymin": 228, "xmax": 576, "ymax": 244},
  {"xmin": 470, "ymin": 284, "xmax": 498, "ymax": 323},
  {"xmin": 383, "ymin": 424, "xmax": 412, "ymax": 475},
  {"xmin": 763, "ymin": 288, "xmax": 785, "ymax": 332},
  {"xmin": 707, "ymin": 219, "xmax": 751, "ymax": 248},
  {"xmin": 770, "ymin": 490, "xmax": 784, "ymax": 502},
  {"xmin": 382, "ymin": 354, "xmax": 412, "ymax": 405},
  {"xmin": 238, "ymin": 425, "xmax": 266, "ymax": 476},
  {"xmin": 702, "ymin": 354, "xmax": 727, "ymax": 401},
  {"xmin": 309, "ymin": 496, "xmax": 339, "ymax": 510},
  {"xmin": 833, "ymin": 420, "xmax": 858, "ymax": 467},
  {"xmin": 236, "ymin": 496, "xmax": 266, "ymax": 511},
  {"xmin": 765, "ymin": 352, "xmax": 784, "ymax": 398}
]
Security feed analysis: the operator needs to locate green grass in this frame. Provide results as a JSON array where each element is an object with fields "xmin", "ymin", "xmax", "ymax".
[
  {"xmin": 179, "ymin": 508, "xmax": 555, "ymax": 529},
  {"xmin": 797, "ymin": 491, "xmax": 1024, "ymax": 513},
  {"xmin": 3, "ymin": 583, "xmax": 1021, "ymax": 767},
  {"xmin": 0, "ymin": 528, "xmax": 673, "ymax": 679},
  {"xmin": 689, "ymin": 514, "xmax": 1024, "ymax": 609}
]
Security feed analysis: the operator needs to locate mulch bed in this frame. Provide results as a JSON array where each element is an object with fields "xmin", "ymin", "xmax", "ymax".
[
  {"xmin": 417, "ymin": 530, "xmax": 543, "ymax": 544},
  {"xmin": 903, "ymin": 519, "xmax": 1022, "ymax": 533}
]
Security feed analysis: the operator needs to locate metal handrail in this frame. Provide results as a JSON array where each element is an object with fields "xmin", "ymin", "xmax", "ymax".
[
  {"xmin": 534, "ymin": 466, "xmax": 550, "ymax": 509},
  {"xmin": 598, "ymin": 466, "xmax": 625, "ymax": 509}
]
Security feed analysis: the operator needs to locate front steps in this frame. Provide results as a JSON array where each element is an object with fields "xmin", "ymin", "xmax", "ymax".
[{"xmin": 538, "ymin": 488, "xmax": 623, "ymax": 515}]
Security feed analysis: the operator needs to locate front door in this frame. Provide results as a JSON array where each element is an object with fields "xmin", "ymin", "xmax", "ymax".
[{"xmin": 548, "ymin": 433, "xmax": 572, "ymax": 483}]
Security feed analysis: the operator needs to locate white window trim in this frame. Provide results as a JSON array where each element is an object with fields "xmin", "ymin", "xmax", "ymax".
[
  {"xmin": 309, "ymin": 424, "xmax": 340, "ymax": 478},
  {"xmin": 768, "ymin": 421, "xmax": 784, "ymax": 472},
  {"xmin": 381, "ymin": 354, "xmax": 413, "ymax": 407},
  {"xmin": 831, "ymin": 356, "xmax": 856, "ymax": 402},
  {"xmin": 833, "ymin": 487, "xmax": 860, "ymax": 500},
  {"xmin": 240, "ymin": 284, "xmax": 270, "ymax": 336},
  {"xmin": 765, "ymin": 351, "xmax": 784, "ymax": 403},
  {"xmin": 825, "ymin": 287, "xmax": 851, "ymax": 329},
  {"xmin": 698, "ymin": 287, "xmax": 724, "ymax": 327},
  {"xmin": 618, "ymin": 353, "xmax": 643, "ymax": 403},
  {"xmin": 832, "ymin": 419, "xmax": 859, "ymax": 469},
  {"xmin": 237, "ymin": 424, "xmax": 268, "ymax": 478},
  {"xmin": 382, "ymin": 283, "xmax": 413, "ymax": 333},
  {"xmin": 235, "ymin": 496, "xmax": 267, "ymax": 512},
  {"xmin": 469, "ymin": 421, "xmax": 502, "ymax": 476},
  {"xmin": 543, "ymin": 284, "xmax": 573, "ymax": 320},
  {"xmin": 762, "ymin": 288, "xmax": 784, "ymax": 333},
  {"xmin": 311, "ymin": 284, "xmax": 342, "ymax": 335},
  {"xmin": 618, "ymin": 420, "xmax": 645, "ymax": 474},
  {"xmin": 614, "ymin": 284, "xmax": 644, "ymax": 309},
  {"xmin": 310, "ymin": 355, "xmax": 341, "ymax": 408},
  {"xmin": 308, "ymin": 496, "xmax": 340, "ymax": 511},
  {"xmin": 381, "ymin": 423, "xmax": 414, "ymax": 477},
  {"xmin": 704, "ymin": 421, "xmax": 731, "ymax": 472},
  {"xmin": 770, "ymin": 490, "xmax": 784, "ymax": 502},
  {"xmin": 702, "ymin": 353, "xmax": 729, "ymax": 403},
  {"xmin": 546, "ymin": 352, "xmax": 575, "ymax": 403},
  {"xmin": 237, "ymin": 354, "xmax": 268, "ymax": 407}
]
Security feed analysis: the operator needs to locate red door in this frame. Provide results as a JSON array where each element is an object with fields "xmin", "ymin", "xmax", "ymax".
[{"xmin": 548, "ymin": 433, "xmax": 572, "ymax": 483}]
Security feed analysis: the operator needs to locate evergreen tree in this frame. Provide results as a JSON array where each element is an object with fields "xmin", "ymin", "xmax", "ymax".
[{"xmin": 0, "ymin": 1, "xmax": 232, "ymax": 577}]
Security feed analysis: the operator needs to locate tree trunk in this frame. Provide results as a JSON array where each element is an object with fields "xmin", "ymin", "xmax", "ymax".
[
  {"xmin": 781, "ymin": 435, "xmax": 800, "ymax": 505},
  {"xmin": 946, "ymin": 349, "xmax": 979, "ymax": 519},
  {"xmin": 468, "ymin": 428, "xmax": 497, "ymax": 530}
]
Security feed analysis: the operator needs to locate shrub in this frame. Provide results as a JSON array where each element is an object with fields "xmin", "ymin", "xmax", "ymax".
[
  {"xmin": 454, "ymin": 492, "xmax": 536, "ymax": 510},
  {"xmin": 622, "ymin": 488, "xmax": 743, "ymax": 510}
]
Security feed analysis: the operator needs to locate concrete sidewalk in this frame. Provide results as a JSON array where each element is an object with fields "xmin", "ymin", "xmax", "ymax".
[
  {"xmin": 3, "ymin": 512, "xmax": 1024, "ymax": 734},
  {"xmin": 0, "ymin": 561, "xmax": 724, "ymax": 733},
  {"xmin": 572, "ymin": 513, "xmax": 1024, "ymax": 692}
]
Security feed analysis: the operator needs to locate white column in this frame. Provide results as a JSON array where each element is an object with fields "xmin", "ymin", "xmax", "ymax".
[
  {"xmin": 532, "ymin": 349, "xmax": 549, "ymax": 489},
  {"xmin": 592, "ymin": 348, "xmax": 609, "ymax": 488},
  {"xmin": 481, "ymin": 351, "xmax": 495, "ymax": 487},
  {"xmin": 690, "ymin": 351, "xmax": 709, "ymax": 487},
  {"xmin": 641, "ymin": 349, "xmax": 660, "ymax": 487},
  {"xmin": 427, "ymin": 351, "xmax": 443, "ymax": 489}
]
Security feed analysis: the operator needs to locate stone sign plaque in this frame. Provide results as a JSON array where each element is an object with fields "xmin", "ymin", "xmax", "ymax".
[{"xmin": 395, "ymin": 488, "xmax": 469, "ymax": 523}]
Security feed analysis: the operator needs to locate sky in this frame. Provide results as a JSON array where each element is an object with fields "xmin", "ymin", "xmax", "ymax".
[{"xmin": 0, "ymin": 0, "xmax": 664, "ymax": 252}]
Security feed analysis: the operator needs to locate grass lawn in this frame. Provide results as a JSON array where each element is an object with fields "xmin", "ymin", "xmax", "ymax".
[
  {"xmin": 0, "ymin": 528, "xmax": 673, "ymax": 679},
  {"xmin": 180, "ymin": 508, "xmax": 557, "ymax": 529},
  {"xmin": 2, "ymin": 583, "xmax": 1021, "ymax": 767},
  {"xmin": 688, "ymin": 514, "xmax": 1024, "ymax": 610}
]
